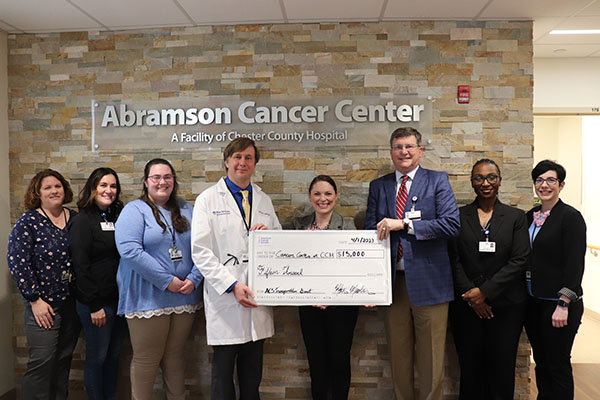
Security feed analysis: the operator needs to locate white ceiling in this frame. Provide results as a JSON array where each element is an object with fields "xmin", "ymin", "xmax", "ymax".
[{"xmin": 1, "ymin": 0, "xmax": 600, "ymax": 58}]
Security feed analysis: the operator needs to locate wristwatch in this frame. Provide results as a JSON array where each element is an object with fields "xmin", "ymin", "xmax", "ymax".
[
  {"xmin": 402, "ymin": 218, "xmax": 410, "ymax": 231},
  {"xmin": 557, "ymin": 299, "xmax": 569, "ymax": 308}
]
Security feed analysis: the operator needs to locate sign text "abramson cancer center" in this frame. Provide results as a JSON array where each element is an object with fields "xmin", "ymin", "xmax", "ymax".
[{"xmin": 101, "ymin": 100, "xmax": 425, "ymax": 127}]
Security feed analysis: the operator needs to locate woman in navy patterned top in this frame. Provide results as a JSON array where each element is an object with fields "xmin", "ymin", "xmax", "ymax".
[{"xmin": 7, "ymin": 169, "xmax": 80, "ymax": 400}]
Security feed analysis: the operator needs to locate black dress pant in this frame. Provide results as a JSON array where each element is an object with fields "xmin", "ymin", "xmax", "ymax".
[
  {"xmin": 211, "ymin": 339, "xmax": 265, "ymax": 400},
  {"xmin": 450, "ymin": 299, "xmax": 526, "ymax": 400},
  {"xmin": 22, "ymin": 297, "xmax": 81, "ymax": 400},
  {"xmin": 299, "ymin": 306, "xmax": 359, "ymax": 400},
  {"xmin": 525, "ymin": 298, "xmax": 583, "ymax": 400}
]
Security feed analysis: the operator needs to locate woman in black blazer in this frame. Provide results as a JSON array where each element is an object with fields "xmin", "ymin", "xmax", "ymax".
[
  {"xmin": 525, "ymin": 160, "xmax": 586, "ymax": 400},
  {"xmin": 293, "ymin": 175, "xmax": 358, "ymax": 400},
  {"xmin": 450, "ymin": 159, "xmax": 530, "ymax": 399},
  {"xmin": 69, "ymin": 167, "xmax": 127, "ymax": 400}
]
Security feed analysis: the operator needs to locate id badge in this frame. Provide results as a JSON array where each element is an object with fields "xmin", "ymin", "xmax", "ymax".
[
  {"xmin": 405, "ymin": 210, "xmax": 421, "ymax": 220},
  {"xmin": 169, "ymin": 247, "xmax": 183, "ymax": 261},
  {"xmin": 479, "ymin": 241, "xmax": 496, "ymax": 253},
  {"xmin": 100, "ymin": 221, "xmax": 115, "ymax": 231}
]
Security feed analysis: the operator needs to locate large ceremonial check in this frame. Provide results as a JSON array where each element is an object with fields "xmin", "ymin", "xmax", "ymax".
[{"xmin": 248, "ymin": 230, "xmax": 391, "ymax": 306}]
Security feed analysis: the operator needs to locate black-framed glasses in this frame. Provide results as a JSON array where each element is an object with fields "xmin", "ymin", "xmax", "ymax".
[
  {"xmin": 391, "ymin": 144, "xmax": 419, "ymax": 152},
  {"xmin": 148, "ymin": 174, "xmax": 174, "ymax": 183},
  {"xmin": 534, "ymin": 177, "xmax": 559, "ymax": 186},
  {"xmin": 471, "ymin": 174, "xmax": 499, "ymax": 185}
]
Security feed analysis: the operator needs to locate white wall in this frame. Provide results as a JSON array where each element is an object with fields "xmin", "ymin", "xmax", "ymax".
[
  {"xmin": 532, "ymin": 116, "xmax": 581, "ymax": 211},
  {"xmin": 0, "ymin": 31, "xmax": 16, "ymax": 395},
  {"xmin": 582, "ymin": 116, "xmax": 600, "ymax": 314},
  {"xmin": 533, "ymin": 114, "xmax": 600, "ymax": 314},
  {"xmin": 534, "ymin": 58, "xmax": 600, "ymax": 112},
  {"xmin": 533, "ymin": 57, "xmax": 600, "ymax": 314}
]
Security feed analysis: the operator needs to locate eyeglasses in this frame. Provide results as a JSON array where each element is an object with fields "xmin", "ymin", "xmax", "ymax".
[
  {"xmin": 148, "ymin": 175, "xmax": 174, "ymax": 183},
  {"xmin": 534, "ymin": 177, "xmax": 559, "ymax": 186},
  {"xmin": 471, "ymin": 174, "xmax": 499, "ymax": 185},
  {"xmin": 391, "ymin": 144, "xmax": 420, "ymax": 152}
]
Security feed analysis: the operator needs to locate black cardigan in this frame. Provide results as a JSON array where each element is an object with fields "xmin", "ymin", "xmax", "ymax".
[
  {"xmin": 450, "ymin": 200, "xmax": 529, "ymax": 307},
  {"xmin": 69, "ymin": 204, "xmax": 121, "ymax": 312},
  {"xmin": 526, "ymin": 200, "xmax": 586, "ymax": 300}
]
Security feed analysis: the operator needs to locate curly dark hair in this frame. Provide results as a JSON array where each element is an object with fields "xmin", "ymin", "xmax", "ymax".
[{"xmin": 24, "ymin": 169, "xmax": 73, "ymax": 210}]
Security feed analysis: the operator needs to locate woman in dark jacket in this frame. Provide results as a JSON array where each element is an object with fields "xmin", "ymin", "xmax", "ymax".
[
  {"xmin": 450, "ymin": 159, "xmax": 529, "ymax": 399},
  {"xmin": 525, "ymin": 160, "xmax": 586, "ymax": 399},
  {"xmin": 293, "ymin": 175, "xmax": 358, "ymax": 400},
  {"xmin": 70, "ymin": 167, "xmax": 127, "ymax": 400}
]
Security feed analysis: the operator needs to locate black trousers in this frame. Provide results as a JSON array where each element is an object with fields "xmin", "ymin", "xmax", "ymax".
[
  {"xmin": 450, "ymin": 299, "xmax": 526, "ymax": 400},
  {"xmin": 22, "ymin": 297, "xmax": 81, "ymax": 400},
  {"xmin": 525, "ymin": 298, "xmax": 583, "ymax": 400},
  {"xmin": 299, "ymin": 306, "xmax": 359, "ymax": 400},
  {"xmin": 211, "ymin": 339, "xmax": 265, "ymax": 400}
]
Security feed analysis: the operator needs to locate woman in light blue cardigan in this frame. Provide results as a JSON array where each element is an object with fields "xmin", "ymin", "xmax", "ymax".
[{"xmin": 116, "ymin": 158, "xmax": 202, "ymax": 400}]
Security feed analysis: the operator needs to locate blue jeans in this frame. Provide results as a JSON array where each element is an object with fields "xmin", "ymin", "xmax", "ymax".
[{"xmin": 76, "ymin": 301, "xmax": 127, "ymax": 400}]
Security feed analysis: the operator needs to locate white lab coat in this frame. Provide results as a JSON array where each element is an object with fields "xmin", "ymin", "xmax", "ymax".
[{"xmin": 191, "ymin": 178, "xmax": 281, "ymax": 345}]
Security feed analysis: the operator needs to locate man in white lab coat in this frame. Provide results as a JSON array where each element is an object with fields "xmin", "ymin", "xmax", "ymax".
[{"xmin": 191, "ymin": 137, "xmax": 281, "ymax": 400}]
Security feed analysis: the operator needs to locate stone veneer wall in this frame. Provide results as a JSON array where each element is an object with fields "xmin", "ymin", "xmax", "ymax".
[{"xmin": 7, "ymin": 21, "xmax": 533, "ymax": 399}]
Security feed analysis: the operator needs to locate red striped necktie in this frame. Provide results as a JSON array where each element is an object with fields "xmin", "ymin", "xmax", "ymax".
[{"xmin": 396, "ymin": 175, "xmax": 409, "ymax": 260}]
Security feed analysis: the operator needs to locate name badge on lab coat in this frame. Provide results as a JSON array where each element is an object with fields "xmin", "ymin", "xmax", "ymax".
[
  {"xmin": 479, "ymin": 241, "xmax": 496, "ymax": 253},
  {"xmin": 100, "ymin": 222, "xmax": 115, "ymax": 231}
]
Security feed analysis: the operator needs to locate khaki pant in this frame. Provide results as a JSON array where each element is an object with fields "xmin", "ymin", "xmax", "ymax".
[
  {"xmin": 383, "ymin": 275, "xmax": 449, "ymax": 400},
  {"xmin": 127, "ymin": 312, "xmax": 195, "ymax": 400}
]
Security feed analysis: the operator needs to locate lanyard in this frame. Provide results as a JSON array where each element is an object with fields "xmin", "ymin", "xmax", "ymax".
[
  {"xmin": 480, "ymin": 219, "xmax": 491, "ymax": 242},
  {"xmin": 40, "ymin": 207, "xmax": 67, "ymax": 229},
  {"xmin": 482, "ymin": 228, "xmax": 490, "ymax": 242},
  {"xmin": 157, "ymin": 208, "xmax": 177, "ymax": 249},
  {"xmin": 224, "ymin": 178, "xmax": 251, "ymax": 232}
]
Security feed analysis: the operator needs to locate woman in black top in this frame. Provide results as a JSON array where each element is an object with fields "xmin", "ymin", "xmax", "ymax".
[
  {"xmin": 293, "ymin": 175, "xmax": 358, "ymax": 400},
  {"xmin": 69, "ymin": 167, "xmax": 127, "ymax": 400},
  {"xmin": 525, "ymin": 160, "xmax": 586, "ymax": 399},
  {"xmin": 450, "ymin": 159, "xmax": 529, "ymax": 399}
]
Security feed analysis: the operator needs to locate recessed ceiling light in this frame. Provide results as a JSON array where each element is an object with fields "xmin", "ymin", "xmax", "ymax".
[
  {"xmin": 550, "ymin": 29, "xmax": 600, "ymax": 35},
  {"xmin": 553, "ymin": 48, "xmax": 567, "ymax": 53}
]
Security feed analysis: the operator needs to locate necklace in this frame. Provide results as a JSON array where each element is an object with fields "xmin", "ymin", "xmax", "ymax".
[
  {"xmin": 39, "ymin": 207, "xmax": 67, "ymax": 229},
  {"xmin": 310, "ymin": 220, "xmax": 330, "ymax": 230},
  {"xmin": 477, "ymin": 208, "xmax": 493, "ymax": 228}
]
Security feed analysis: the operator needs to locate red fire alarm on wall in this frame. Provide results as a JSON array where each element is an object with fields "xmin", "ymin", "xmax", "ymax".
[{"xmin": 458, "ymin": 85, "xmax": 470, "ymax": 104}]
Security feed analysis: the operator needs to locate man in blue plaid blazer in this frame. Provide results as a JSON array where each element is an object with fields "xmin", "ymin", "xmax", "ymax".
[{"xmin": 365, "ymin": 127, "xmax": 460, "ymax": 400}]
